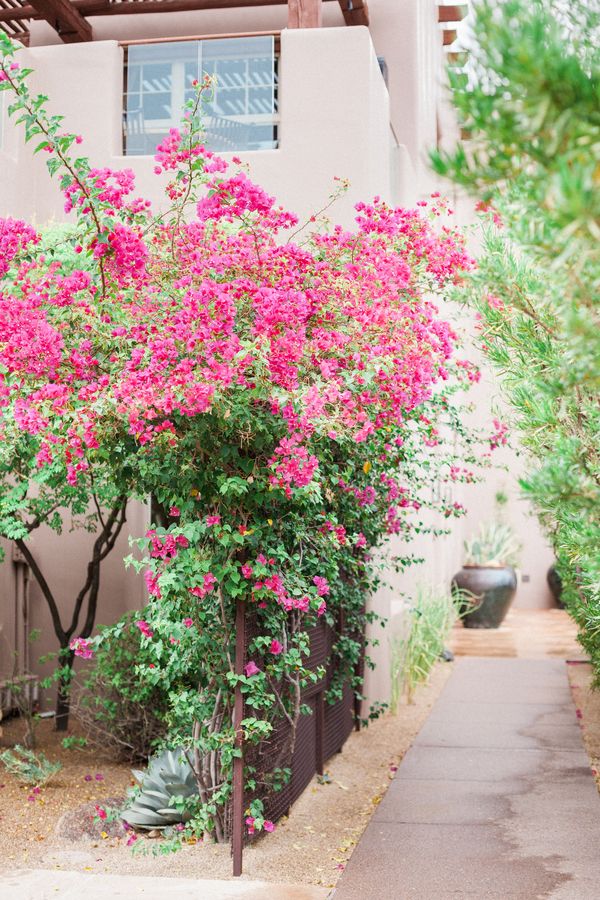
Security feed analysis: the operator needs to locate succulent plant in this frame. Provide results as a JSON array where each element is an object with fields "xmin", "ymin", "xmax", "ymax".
[
  {"xmin": 463, "ymin": 522, "xmax": 521, "ymax": 568},
  {"xmin": 121, "ymin": 748, "xmax": 197, "ymax": 830}
]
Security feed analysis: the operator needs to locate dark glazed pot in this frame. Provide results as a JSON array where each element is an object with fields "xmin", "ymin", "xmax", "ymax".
[
  {"xmin": 547, "ymin": 565, "xmax": 565, "ymax": 609},
  {"xmin": 452, "ymin": 565, "xmax": 517, "ymax": 629}
]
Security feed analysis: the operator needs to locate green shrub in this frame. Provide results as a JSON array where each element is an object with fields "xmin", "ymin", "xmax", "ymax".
[
  {"xmin": 431, "ymin": 0, "xmax": 600, "ymax": 677},
  {"xmin": 73, "ymin": 613, "xmax": 174, "ymax": 763}
]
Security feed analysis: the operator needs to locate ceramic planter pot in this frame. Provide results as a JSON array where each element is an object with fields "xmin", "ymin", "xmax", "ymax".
[{"xmin": 451, "ymin": 565, "xmax": 517, "ymax": 629}]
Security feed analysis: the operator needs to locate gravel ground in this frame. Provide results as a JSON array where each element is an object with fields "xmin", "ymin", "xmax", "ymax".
[
  {"xmin": 567, "ymin": 661, "xmax": 600, "ymax": 793},
  {"xmin": 0, "ymin": 663, "xmax": 451, "ymax": 889}
]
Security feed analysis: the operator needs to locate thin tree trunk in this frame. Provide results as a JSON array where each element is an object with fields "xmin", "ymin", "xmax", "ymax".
[
  {"xmin": 17, "ymin": 498, "xmax": 127, "ymax": 732},
  {"xmin": 55, "ymin": 648, "xmax": 75, "ymax": 732}
]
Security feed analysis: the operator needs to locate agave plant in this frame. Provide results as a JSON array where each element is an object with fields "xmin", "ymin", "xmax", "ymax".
[
  {"xmin": 121, "ymin": 748, "xmax": 197, "ymax": 830},
  {"xmin": 464, "ymin": 522, "xmax": 521, "ymax": 568}
]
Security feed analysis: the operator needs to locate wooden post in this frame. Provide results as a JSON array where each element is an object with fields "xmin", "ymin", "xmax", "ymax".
[
  {"xmin": 337, "ymin": 0, "xmax": 369, "ymax": 26},
  {"xmin": 288, "ymin": 0, "xmax": 322, "ymax": 28},
  {"xmin": 27, "ymin": 0, "xmax": 92, "ymax": 41},
  {"xmin": 231, "ymin": 598, "xmax": 245, "ymax": 877}
]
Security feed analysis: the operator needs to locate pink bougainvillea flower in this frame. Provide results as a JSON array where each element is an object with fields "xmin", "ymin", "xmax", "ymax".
[
  {"xmin": 317, "ymin": 602, "xmax": 327, "ymax": 617},
  {"xmin": 70, "ymin": 637, "xmax": 94, "ymax": 659},
  {"xmin": 244, "ymin": 661, "xmax": 260, "ymax": 677},
  {"xmin": 95, "ymin": 773, "xmax": 104, "ymax": 781},
  {"xmin": 183, "ymin": 617, "xmax": 194, "ymax": 628},
  {"xmin": 189, "ymin": 572, "xmax": 217, "ymax": 600},
  {"xmin": 488, "ymin": 418, "xmax": 509, "ymax": 450},
  {"xmin": 270, "ymin": 639, "xmax": 283, "ymax": 655},
  {"xmin": 263, "ymin": 820, "xmax": 275, "ymax": 833},
  {"xmin": 94, "ymin": 805, "xmax": 107, "ymax": 820},
  {"xmin": 206, "ymin": 515, "xmax": 221, "ymax": 526},
  {"xmin": 169, "ymin": 506, "xmax": 180, "ymax": 517},
  {"xmin": 241, "ymin": 563, "xmax": 253, "ymax": 578},
  {"xmin": 144, "ymin": 569, "xmax": 162, "ymax": 599},
  {"xmin": 313, "ymin": 576, "xmax": 330, "ymax": 596},
  {"xmin": 84, "ymin": 774, "xmax": 93, "ymax": 782},
  {"xmin": 245, "ymin": 816, "xmax": 255, "ymax": 835},
  {"xmin": 135, "ymin": 620, "xmax": 154, "ymax": 638}
]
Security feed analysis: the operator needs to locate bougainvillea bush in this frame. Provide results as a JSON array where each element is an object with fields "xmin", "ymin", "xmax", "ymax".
[
  {"xmin": 431, "ymin": 0, "xmax": 600, "ymax": 675},
  {"xmin": 0, "ymin": 34, "xmax": 486, "ymax": 844}
]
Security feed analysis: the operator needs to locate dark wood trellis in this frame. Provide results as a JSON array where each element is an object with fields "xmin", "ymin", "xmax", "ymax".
[
  {"xmin": 0, "ymin": 0, "xmax": 368, "ymax": 45},
  {"xmin": 231, "ymin": 602, "xmax": 362, "ymax": 876}
]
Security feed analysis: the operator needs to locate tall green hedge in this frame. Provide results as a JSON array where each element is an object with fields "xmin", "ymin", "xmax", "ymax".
[{"xmin": 432, "ymin": 0, "xmax": 600, "ymax": 673}]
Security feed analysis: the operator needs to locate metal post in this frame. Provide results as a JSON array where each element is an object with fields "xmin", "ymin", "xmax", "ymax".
[{"xmin": 232, "ymin": 598, "xmax": 245, "ymax": 877}]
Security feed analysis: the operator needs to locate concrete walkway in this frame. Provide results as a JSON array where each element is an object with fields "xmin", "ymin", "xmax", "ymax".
[
  {"xmin": 333, "ymin": 658, "xmax": 600, "ymax": 899},
  {"xmin": 0, "ymin": 870, "xmax": 330, "ymax": 900}
]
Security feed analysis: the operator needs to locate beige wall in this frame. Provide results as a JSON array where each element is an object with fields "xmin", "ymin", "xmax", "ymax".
[
  {"xmin": 0, "ymin": 3, "xmax": 556, "ymax": 709},
  {"xmin": 0, "ymin": 504, "xmax": 148, "ymax": 710},
  {"xmin": 1, "ymin": 28, "xmax": 398, "ymax": 225}
]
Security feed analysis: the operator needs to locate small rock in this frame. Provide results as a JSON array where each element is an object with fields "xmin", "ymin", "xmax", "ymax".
[{"xmin": 55, "ymin": 797, "xmax": 125, "ymax": 842}]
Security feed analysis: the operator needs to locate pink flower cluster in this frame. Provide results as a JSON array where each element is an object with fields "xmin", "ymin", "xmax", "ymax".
[
  {"xmin": 70, "ymin": 636, "xmax": 93, "ymax": 659},
  {"xmin": 136, "ymin": 619, "xmax": 154, "ymax": 638},
  {"xmin": 189, "ymin": 572, "xmax": 217, "ymax": 599},
  {"xmin": 0, "ymin": 218, "xmax": 38, "ymax": 278},
  {"xmin": 489, "ymin": 418, "xmax": 509, "ymax": 450},
  {"xmin": 245, "ymin": 815, "xmax": 274, "ymax": 835},
  {"xmin": 147, "ymin": 530, "xmax": 190, "ymax": 559}
]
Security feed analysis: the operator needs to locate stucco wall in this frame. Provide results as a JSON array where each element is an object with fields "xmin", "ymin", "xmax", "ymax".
[{"xmin": 1, "ymin": 28, "xmax": 398, "ymax": 226}]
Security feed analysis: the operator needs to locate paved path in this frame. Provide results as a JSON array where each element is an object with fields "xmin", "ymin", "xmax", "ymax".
[
  {"xmin": 0, "ymin": 870, "xmax": 330, "ymax": 900},
  {"xmin": 333, "ymin": 658, "xmax": 600, "ymax": 899}
]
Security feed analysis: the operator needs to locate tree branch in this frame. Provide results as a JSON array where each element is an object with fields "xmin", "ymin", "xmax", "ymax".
[
  {"xmin": 66, "ymin": 499, "xmax": 127, "ymax": 640},
  {"xmin": 15, "ymin": 538, "xmax": 66, "ymax": 645}
]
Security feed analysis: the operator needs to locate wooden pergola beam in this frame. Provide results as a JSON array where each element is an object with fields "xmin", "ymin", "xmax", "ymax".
[
  {"xmin": 438, "ymin": 4, "xmax": 467, "ymax": 23},
  {"xmin": 0, "ymin": 0, "xmax": 370, "ymax": 39},
  {"xmin": 27, "ymin": 0, "xmax": 91, "ymax": 40},
  {"xmin": 0, "ymin": 0, "xmax": 367, "ymax": 23},
  {"xmin": 442, "ymin": 27, "xmax": 457, "ymax": 46},
  {"xmin": 288, "ymin": 0, "xmax": 322, "ymax": 28},
  {"xmin": 337, "ymin": 0, "xmax": 368, "ymax": 26}
]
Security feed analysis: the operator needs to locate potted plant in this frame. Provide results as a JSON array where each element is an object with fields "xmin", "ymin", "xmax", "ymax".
[{"xmin": 451, "ymin": 522, "xmax": 520, "ymax": 628}]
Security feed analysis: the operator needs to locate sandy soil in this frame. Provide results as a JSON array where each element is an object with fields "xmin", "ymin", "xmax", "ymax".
[
  {"xmin": 0, "ymin": 663, "xmax": 451, "ymax": 888},
  {"xmin": 567, "ymin": 661, "xmax": 600, "ymax": 793}
]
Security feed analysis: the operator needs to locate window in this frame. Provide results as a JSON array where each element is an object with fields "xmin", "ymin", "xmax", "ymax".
[{"xmin": 123, "ymin": 36, "xmax": 278, "ymax": 156}]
